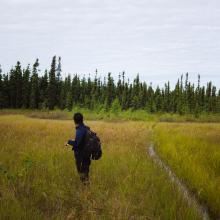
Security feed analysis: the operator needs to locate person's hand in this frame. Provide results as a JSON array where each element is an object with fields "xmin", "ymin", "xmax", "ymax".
[{"xmin": 64, "ymin": 142, "xmax": 69, "ymax": 147}]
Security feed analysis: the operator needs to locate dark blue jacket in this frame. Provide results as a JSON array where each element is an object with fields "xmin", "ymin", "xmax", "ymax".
[{"xmin": 68, "ymin": 123, "xmax": 87, "ymax": 152}]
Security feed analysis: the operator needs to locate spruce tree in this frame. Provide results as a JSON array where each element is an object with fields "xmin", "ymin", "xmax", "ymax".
[
  {"xmin": 131, "ymin": 74, "xmax": 141, "ymax": 109},
  {"xmin": 8, "ymin": 62, "xmax": 23, "ymax": 108},
  {"xmin": 91, "ymin": 69, "xmax": 99, "ymax": 109},
  {"xmin": 39, "ymin": 70, "xmax": 48, "ymax": 109},
  {"xmin": 22, "ymin": 64, "xmax": 31, "ymax": 108},
  {"xmin": 59, "ymin": 81, "xmax": 66, "ymax": 110},
  {"xmin": 105, "ymin": 73, "xmax": 115, "ymax": 110},
  {"xmin": 66, "ymin": 91, "xmax": 73, "ymax": 111},
  {"xmin": 30, "ymin": 59, "xmax": 39, "ymax": 109},
  {"xmin": 206, "ymin": 82, "xmax": 212, "ymax": 112},
  {"xmin": 48, "ymin": 56, "xmax": 57, "ymax": 110},
  {"xmin": 66, "ymin": 75, "xmax": 72, "ymax": 109},
  {"xmin": 147, "ymin": 83, "xmax": 156, "ymax": 112},
  {"xmin": 86, "ymin": 74, "xmax": 92, "ymax": 108},
  {"xmin": 2, "ymin": 73, "xmax": 10, "ymax": 108},
  {"xmin": 56, "ymin": 57, "xmax": 62, "ymax": 108},
  {"xmin": 9, "ymin": 68, "xmax": 16, "ymax": 108},
  {"xmin": 194, "ymin": 74, "xmax": 201, "ymax": 117},
  {"xmin": 155, "ymin": 86, "xmax": 162, "ymax": 112},
  {"xmin": 14, "ymin": 61, "xmax": 23, "ymax": 108},
  {"xmin": 72, "ymin": 74, "xmax": 80, "ymax": 105}
]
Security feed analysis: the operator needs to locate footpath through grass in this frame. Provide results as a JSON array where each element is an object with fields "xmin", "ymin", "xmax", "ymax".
[
  {"xmin": 0, "ymin": 115, "xmax": 199, "ymax": 219},
  {"xmin": 154, "ymin": 123, "xmax": 220, "ymax": 219}
]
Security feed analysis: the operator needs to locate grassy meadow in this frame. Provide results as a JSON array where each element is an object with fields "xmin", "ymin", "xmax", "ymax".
[
  {"xmin": 0, "ymin": 115, "xmax": 201, "ymax": 220},
  {"xmin": 1, "ymin": 108, "xmax": 220, "ymax": 122},
  {"xmin": 154, "ymin": 123, "xmax": 220, "ymax": 219}
]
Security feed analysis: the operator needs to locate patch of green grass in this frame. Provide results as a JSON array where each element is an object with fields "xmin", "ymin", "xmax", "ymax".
[
  {"xmin": 0, "ymin": 115, "xmax": 199, "ymax": 219},
  {"xmin": 154, "ymin": 123, "xmax": 220, "ymax": 218},
  {"xmin": 2, "ymin": 108, "xmax": 220, "ymax": 122}
]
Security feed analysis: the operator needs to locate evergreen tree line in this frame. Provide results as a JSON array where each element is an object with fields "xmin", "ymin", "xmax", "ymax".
[{"xmin": 0, "ymin": 56, "xmax": 220, "ymax": 115}]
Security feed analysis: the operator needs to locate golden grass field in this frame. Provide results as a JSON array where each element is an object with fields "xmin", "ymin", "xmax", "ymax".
[
  {"xmin": 0, "ymin": 114, "xmax": 219, "ymax": 219},
  {"xmin": 154, "ymin": 123, "xmax": 220, "ymax": 219}
]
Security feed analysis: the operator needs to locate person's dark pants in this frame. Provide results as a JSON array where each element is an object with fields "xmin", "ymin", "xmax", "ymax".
[{"xmin": 74, "ymin": 151, "xmax": 91, "ymax": 183}]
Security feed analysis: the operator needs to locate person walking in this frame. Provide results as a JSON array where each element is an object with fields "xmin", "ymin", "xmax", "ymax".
[{"xmin": 66, "ymin": 113, "xmax": 91, "ymax": 184}]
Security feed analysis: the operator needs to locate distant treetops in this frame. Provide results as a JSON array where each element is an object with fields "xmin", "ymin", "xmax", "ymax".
[{"xmin": 0, "ymin": 56, "xmax": 220, "ymax": 115}]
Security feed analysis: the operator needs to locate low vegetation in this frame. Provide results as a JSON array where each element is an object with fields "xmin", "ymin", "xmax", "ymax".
[
  {"xmin": 154, "ymin": 123, "xmax": 220, "ymax": 219},
  {"xmin": 1, "ymin": 108, "xmax": 220, "ymax": 122},
  {"xmin": 0, "ymin": 115, "xmax": 199, "ymax": 219}
]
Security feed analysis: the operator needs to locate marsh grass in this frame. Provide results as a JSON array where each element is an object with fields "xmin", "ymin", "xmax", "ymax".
[
  {"xmin": 1, "ymin": 108, "xmax": 220, "ymax": 122},
  {"xmin": 0, "ymin": 115, "xmax": 200, "ymax": 219},
  {"xmin": 154, "ymin": 123, "xmax": 220, "ymax": 218}
]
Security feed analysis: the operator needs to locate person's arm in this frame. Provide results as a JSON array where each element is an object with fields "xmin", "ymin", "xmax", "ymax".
[{"xmin": 67, "ymin": 128, "xmax": 85, "ymax": 150}]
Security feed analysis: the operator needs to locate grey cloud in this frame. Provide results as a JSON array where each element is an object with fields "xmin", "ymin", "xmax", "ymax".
[{"xmin": 0, "ymin": 0, "xmax": 220, "ymax": 87}]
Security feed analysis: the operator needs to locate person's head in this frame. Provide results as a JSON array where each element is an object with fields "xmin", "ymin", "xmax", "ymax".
[{"xmin": 73, "ymin": 112, "xmax": 83, "ymax": 125}]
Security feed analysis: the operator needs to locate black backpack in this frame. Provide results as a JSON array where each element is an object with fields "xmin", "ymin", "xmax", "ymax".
[{"xmin": 84, "ymin": 127, "xmax": 102, "ymax": 160}]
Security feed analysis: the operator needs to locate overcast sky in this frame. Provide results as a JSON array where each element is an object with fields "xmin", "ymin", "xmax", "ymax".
[{"xmin": 1, "ymin": 0, "xmax": 220, "ymax": 87}]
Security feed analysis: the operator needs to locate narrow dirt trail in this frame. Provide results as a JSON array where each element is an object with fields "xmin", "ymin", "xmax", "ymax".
[
  {"xmin": 147, "ymin": 122, "xmax": 212, "ymax": 220},
  {"xmin": 148, "ymin": 142, "xmax": 211, "ymax": 220}
]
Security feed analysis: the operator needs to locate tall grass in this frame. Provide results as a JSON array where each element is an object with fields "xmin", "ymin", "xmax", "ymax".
[
  {"xmin": 154, "ymin": 123, "xmax": 220, "ymax": 219},
  {"xmin": 1, "ymin": 108, "xmax": 220, "ymax": 122},
  {"xmin": 0, "ymin": 115, "xmax": 199, "ymax": 219}
]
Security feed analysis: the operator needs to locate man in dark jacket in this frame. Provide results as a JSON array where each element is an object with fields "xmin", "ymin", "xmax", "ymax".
[{"xmin": 66, "ymin": 113, "xmax": 91, "ymax": 184}]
